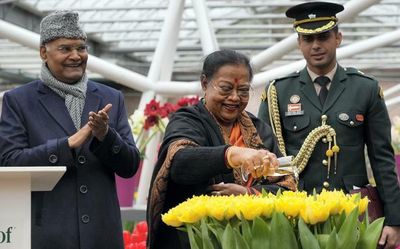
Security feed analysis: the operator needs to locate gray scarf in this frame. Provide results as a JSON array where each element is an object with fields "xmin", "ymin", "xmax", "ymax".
[{"xmin": 40, "ymin": 63, "xmax": 88, "ymax": 130}]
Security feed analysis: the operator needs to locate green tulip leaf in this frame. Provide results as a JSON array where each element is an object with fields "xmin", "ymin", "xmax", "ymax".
[
  {"xmin": 299, "ymin": 218, "xmax": 320, "ymax": 249},
  {"xmin": 322, "ymin": 217, "xmax": 333, "ymax": 234},
  {"xmin": 187, "ymin": 224, "xmax": 201, "ymax": 249},
  {"xmin": 337, "ymin": 208, "xmax": 359, "ymax": 249},
  {"xmin": 241, "ymin": 216, "xmax": 252, "ymax": 246},
  {"xmin": 356, "ymin": 217, "xmax": 384, "ymax": 249},
  {"xmin": 221, "ymin": 223, "xmax": 236, "ymax": 249},
  {"xmin": 208, "ymin": 217, "xmax": 225, "ymax": 243},
  {"xmin": 334, "ymin": 212, "xmax": 346, "ymax": 231},
  {"xmin": 207, "ymin": 222, "xmax": 220, "ymax": 244},
  {"xmin": 316, "ymin": 234, "xmax": 329, "ymax": 249},
  {"xmin": 270, "ymin": 212, "xmax": 298, "ymax": 249},
  {"xmin": 325, "ymin": 227, "xmax": 338, "ymax": 249},
  {"xmin": 177, "ymin": 226, "xmax": 187, "ymax": 232},
  {"xmin": 252, "ymin": 216, "xmax": 270, "ymax": 249},
  {"xmin": 233, "ymin": 228, "xmax": 250, "ymax": 249},
  {"xmin": 201, "ymin": 218, "xmax": 215, "ymax": 249}
]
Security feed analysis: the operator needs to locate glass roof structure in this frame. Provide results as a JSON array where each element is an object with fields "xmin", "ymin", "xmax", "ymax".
[{"xmin": 1, "ymin": 0, "xmax": 400, "ymax": 107}]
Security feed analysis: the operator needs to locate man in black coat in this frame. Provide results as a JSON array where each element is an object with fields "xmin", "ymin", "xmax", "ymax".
[
  {"xmin": 0, "ymin": 10, "xmax": 140, "ymax": 249},
  {"xmin": 258, "ymin": 2, "xmax": 400, "ymax": 248}
]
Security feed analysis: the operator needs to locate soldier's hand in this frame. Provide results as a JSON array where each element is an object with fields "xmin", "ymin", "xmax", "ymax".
[{"xmin": 379, "ymin": 225, "xmax": 400, "ymax": 249}]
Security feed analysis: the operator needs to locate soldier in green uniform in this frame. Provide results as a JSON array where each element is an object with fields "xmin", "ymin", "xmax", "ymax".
[{"xmin": 258, "ymin": 2, "xmax": 400, "ymax": 248}]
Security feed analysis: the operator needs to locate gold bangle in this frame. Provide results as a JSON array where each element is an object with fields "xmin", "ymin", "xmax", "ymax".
[{"xmin": 226, "ymin": 146, "xmax": 240, "ymax": 169}]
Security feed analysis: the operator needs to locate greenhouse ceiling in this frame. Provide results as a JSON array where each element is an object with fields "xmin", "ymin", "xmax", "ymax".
[{"xmin": 0, "ymin": 0, "xmax": 400, "ymax": 92}]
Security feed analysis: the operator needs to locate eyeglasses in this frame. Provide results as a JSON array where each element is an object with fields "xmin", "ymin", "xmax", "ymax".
[
  {"xmin": 211, "ymin": 82, "xmax": 251, "ymax": 99},
  {"xmin": 53, "ymin": 45, "xmax": 89, "ymax": 54}
]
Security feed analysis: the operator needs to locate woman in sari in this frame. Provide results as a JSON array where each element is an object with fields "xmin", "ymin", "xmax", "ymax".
[{"xmin": 147, "ymin": 50, "xmax": 296, "ymax": 249}]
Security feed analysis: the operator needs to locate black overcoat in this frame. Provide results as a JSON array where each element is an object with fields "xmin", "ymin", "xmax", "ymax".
[{"xmin": 0, "ymin": 80, "xmax": 140, "ymax": 249}]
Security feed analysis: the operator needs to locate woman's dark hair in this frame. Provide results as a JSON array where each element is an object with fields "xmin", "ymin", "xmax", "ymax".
[{"xmin": 201, "ymin": 49, "xmax": 253, "ymax": 82}]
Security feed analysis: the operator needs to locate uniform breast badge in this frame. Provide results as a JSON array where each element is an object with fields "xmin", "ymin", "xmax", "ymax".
[
  {"xmin": 285, "ymin": 95, "xmax": 304, "ymax": 116},
  {"xmin": 338, "ymin": 113, "xmax": 349, "ymax": 121}
]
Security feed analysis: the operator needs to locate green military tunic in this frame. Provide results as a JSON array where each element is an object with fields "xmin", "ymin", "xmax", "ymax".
[{"xmin": 258, "ymin": 65, "xmax": 400, "ymax": 225}]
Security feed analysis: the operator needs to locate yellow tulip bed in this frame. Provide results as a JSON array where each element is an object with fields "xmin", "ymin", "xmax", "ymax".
[{"xmin": 162, "ymin": 190, "xmax": 384, "ymax": 249}]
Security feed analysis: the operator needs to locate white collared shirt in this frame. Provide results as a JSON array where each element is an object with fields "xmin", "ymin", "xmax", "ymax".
[{"xmin": 307, "ymin": 64, "xmax": 338, "ymax": 95}]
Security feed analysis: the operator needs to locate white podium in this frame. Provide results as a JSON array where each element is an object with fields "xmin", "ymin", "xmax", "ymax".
[{"xmin": 0, "ymin": 167, "xmax": 66, "ymax": 249}]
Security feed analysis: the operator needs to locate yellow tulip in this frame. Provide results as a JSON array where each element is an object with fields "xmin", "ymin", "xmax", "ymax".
[
  {"xmin": 260, "ymin": 198, "xmax": 275, "ymax": 218},
  {"xmin": 162, "ymin": 211, "xmax": 183, "ymax": 227},
  {"xmin": 206, "ymin": 198, "xmax": 227, "ymax": 221},
  {"xmin": 275, "ymin": 196, "xmax": 305, "ymax": 218},
  {"xmin": 342, "ymin": 200, "xmax": 358, "ymax": 215},
  {"xmin": 300, "ymin": 200, "xmax": 330, "ymax": 225},
  {"xmin": 178, "ymin": 201, "xmax": 207, "ymax": 224},
  {"xmin": 237, "ymin": 198, "xmax": 264, "ymax": 220}
]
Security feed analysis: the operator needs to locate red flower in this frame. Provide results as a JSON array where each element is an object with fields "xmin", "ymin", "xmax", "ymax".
[
  {"xmin": 143, "ymin": 115, "xmax": 159, "ymax": 130},
  {"xmin": 123, "ymin": 230, "xmax": 131, "ymax": 245},
  {"xmin": 160, "ymin": 102, "xmax": 179, "ymax": 118},
  {"xmin": 124, "ymin": 221, "xmax": 148, "ymax": 249},
  {"xmin": 125, "ymin": 241, "xmax": 146, "ymax": 249},
  {"xmin": 177, "ymin": 97, "xmax": 189, "ymax": 107},
  {"xmin": 125, "ymin": 243, "xmax": 135, "ymax": 249},
  {"xmin": 144, "ymin": 99, "xmax": 161, "ymax": 117},
  {"xmin": 177, "ymin": 96, "xmax": 200, "ymax": 107},
  {"xmin": 135, "ymin": 241, "xmax": 147, "ymax": 249},
  {"xmin": 133, "ymin": 221, "xmax": 148, "ymax": 234},
  {"xmin": 188, "ymin": 96, "xmax": 200, "ymax": 106}
]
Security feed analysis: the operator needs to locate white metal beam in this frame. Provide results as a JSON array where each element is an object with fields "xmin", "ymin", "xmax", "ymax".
[
  {"xmin": 136, "ymin": 0, "xmax": 186, "ymax": 207},
  {"xmin": 143, "ymin": 27, "xmax": 400, "ymax": 96},
  {"xmin": 253, "ymin": 28, "xmax": 400, "ymax": 88},
  {"xmin": 383, "ymin": 84, "xmax": 400, "ymax": 98},
  {"xmin": 385, "ymin": 96, "xmax": 400, "ymax": 107},
  {"xmin": 0, "ymin": 19, "xmax": 153, "ymax": 92},
  {"xmin": 192, "ymin": 0, "xmax": 219, "ymax": 55}
]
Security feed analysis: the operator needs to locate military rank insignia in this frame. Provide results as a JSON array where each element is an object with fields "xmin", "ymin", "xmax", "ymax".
[
  {"xmin": 261, "ymin": 89, "xmax": 267, "ymax": 102},
  {"xmin": 379, "ymin": 86, "xmax": 384, "ymax": 99}
]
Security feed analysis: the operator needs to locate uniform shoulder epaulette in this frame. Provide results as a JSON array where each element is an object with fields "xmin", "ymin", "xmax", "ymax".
[
  {"xmin": 261, "ymin": 71, "xmax": 300, "ymax": 101},
  {"xmin": 273, "ymin": 71, "xmax": 301, "ymax": 83},
  {"xmin": 344, "ymin": 67, "xmax": 375, "ymax": 81}
]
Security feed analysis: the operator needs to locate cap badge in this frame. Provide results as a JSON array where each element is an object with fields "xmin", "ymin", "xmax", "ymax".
[
  {"xmin": 338, "ymin": 113, "xmax": 349, "ymax": 121},
  {"xmin": 356, "ymin": 114, "xmax": 364, "ymax": 122},
  {"xmin": 290, "ymin": 95, "xmax": 300, "ymax": 104},
  {"xmin": 308, "ymin": 14, "xmax": 316, "ymax": 19}
]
